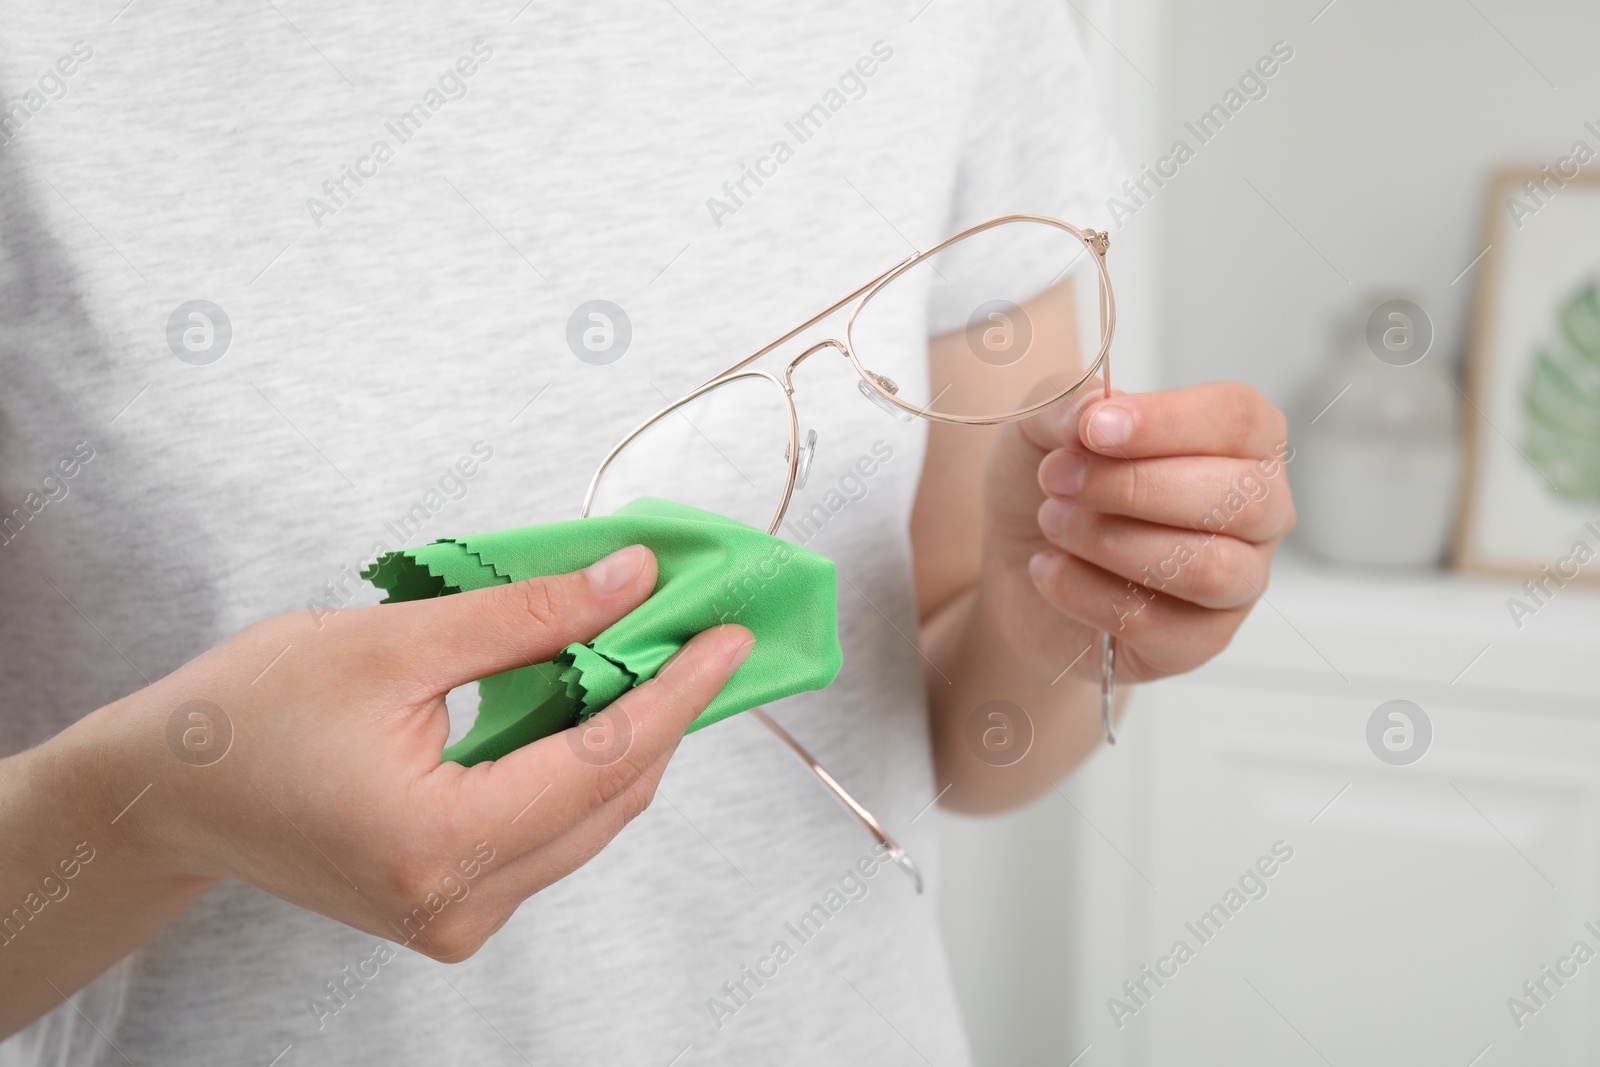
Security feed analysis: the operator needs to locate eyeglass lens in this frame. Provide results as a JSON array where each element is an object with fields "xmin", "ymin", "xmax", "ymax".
[{"xmin": 849, "ymin": 218, "xmax": 1107, "ymax": 422}]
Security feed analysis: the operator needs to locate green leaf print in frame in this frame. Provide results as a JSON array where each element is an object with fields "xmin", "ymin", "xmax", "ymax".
[{"xmin": 1522, "ymin": 278, "xmax": 1600, "ymax": 501}]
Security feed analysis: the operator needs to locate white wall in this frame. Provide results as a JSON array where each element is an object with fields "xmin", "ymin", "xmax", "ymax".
[{"xmin": 1158, "ymin": 0, "xmax": 1600, "ymax": 405}]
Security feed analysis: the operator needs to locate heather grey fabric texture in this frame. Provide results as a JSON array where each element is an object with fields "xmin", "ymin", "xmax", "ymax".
[{"xmin": 0, "ymin": 2, "xmax": 1121, "ymax": 1064}]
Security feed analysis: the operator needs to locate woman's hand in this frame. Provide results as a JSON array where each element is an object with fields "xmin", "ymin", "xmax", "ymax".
[
  {"xmin": 3, "ymin": 545, "xmax": 751, "ymax": 1035},
  {"xmin": 915, "ymin": 272, "xmax": 1294, "ymax": 810},
  {"xmin": 983, "ymin": 380, "xmax": 1295, "ymax": 684}
]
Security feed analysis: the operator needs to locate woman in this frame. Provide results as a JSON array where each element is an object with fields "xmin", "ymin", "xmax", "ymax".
[{"xmin": 0, "ymin": 2, "xmax": 1291, "ymax": 1063}]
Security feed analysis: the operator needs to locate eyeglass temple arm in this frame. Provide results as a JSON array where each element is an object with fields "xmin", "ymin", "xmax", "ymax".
[
  {"xmin": 1098, "ymin": 253, "xmax": 1118, "ymax": 746},
  {"xmin": 748, "ymin": 707, "xmax": 924, "ymax": 894}
]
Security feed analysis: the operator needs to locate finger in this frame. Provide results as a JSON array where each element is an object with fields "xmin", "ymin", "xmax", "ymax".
[
  {"xmin": 458, "ymin": 623, "xmax": 754, "ymax": 853},
  {"xmin": 1037, "ymin": 500, "xmax": 1267, "ymax": 610},
  {"xmin": 1037, "ymin": 453, "xmax": 1293, "ymax": 543},
  {"xmin": 372, "ymin": 544, "xmax": 659, "ymax": 691},
  {"xmin": 1013, "ymin": 379, "xmax": 1115, "ymax": 456},
  {"xmin": 1026, "ymin": 548, "xmax": 1248, "ymax": 678},
  {"xmin": 1077, "ymin": 382, "xmax": 1289, "ymax": 461}
]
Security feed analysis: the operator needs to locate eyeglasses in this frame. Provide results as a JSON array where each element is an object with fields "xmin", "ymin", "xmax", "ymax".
[{"xmin": 580, "ymin": 214, "xmax": 1120, "ymax": 890}]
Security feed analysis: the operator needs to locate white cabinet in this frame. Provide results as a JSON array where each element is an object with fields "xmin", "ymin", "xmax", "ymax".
[{"xmin": 942, "ymin": 551, "xmax": 1600, "ymax": 1066}]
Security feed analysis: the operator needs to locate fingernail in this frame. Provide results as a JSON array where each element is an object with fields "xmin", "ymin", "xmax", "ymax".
[
  {"xmin": 1088, "ymin": 405, "xmax": 1133, "ymax": 448},
  {"xmin": 725, "ymin": 632, "xmax": 755, "ymax": 673},
  {"xmin": 1038, "ymin": 498, "xmax": 1074, "ymax": 540},
  {"xmin": 585, "ymin": 544, "xmax": 647, "ymax": 594},
  {"xmin": 1041, "ymin": 451, "xmax": 1086, "ymax": 495},
  {"xmin": 1028, "ymin": 550, "xmax": 1060, "ymax": 586}
]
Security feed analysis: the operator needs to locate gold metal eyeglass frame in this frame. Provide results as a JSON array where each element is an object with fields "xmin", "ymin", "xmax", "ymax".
[{"xmin": 580, "ymin": 214, "xmax": 1120, "ymax": 892}]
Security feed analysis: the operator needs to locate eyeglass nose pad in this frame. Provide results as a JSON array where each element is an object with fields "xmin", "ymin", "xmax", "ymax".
[
  {"xmin": 857, "ymin": 378, "xmax": 915, "ymax": 423},
  {"xmin": 788, "ymin": 428, "xmax": 818, "ymax": 489}
]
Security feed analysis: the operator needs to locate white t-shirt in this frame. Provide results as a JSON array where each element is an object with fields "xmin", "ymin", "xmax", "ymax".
[{"xmin": 0, "ymin": 2, "xmax": 1121, "ymax": 1063}]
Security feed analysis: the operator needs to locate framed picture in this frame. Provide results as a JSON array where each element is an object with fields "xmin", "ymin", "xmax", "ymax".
[{"xmin": 1454, "ymin": 169, "xmax": 1600, "ymax": 580}]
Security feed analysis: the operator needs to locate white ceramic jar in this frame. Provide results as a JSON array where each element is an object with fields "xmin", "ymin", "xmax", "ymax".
[{"xmin": 1294, "ymin": 299, "xmax": 1463, "ymax": 568}]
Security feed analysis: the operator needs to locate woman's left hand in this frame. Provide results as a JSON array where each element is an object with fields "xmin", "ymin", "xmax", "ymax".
[{"xmin": 979, "ymin": 380, "xmax": 1296, "ymax": 685}]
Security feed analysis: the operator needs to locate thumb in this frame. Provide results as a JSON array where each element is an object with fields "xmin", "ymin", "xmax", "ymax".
[
  {"xmin": 1011, "ymin": 380, "xmax": 1123, "ymax": 458},
  {"xmin": 368, "ymin": 544, "xmax": 658, "ymax": 692}
]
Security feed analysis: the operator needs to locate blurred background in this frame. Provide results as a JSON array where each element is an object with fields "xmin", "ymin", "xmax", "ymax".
[{"xmin": 936, "ymin": 1, "xmax": 1600, "ymax": 1064}]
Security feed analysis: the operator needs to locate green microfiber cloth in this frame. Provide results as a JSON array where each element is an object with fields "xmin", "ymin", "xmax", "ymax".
[{"xmin": 362, "ymin": 497, "xmax": 842, "ymax": 766}]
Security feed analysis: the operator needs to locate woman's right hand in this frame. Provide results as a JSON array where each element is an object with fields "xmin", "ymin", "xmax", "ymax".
[{"xmin": 5, "ymin": 544, "xmax": 751, "ymax": 1033}]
